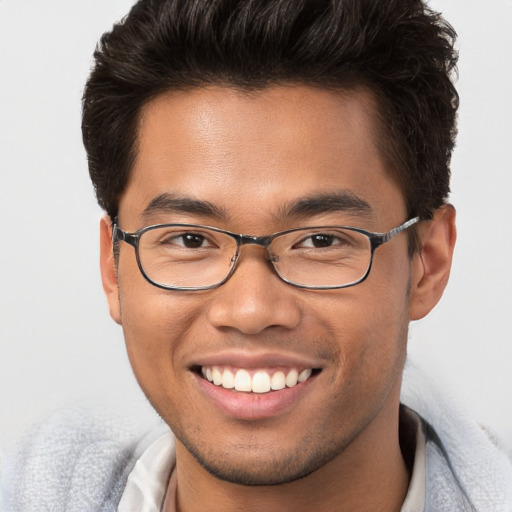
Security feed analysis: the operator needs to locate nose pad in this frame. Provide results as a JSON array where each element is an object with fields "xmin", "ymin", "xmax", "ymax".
[{"xmin": 266, "ymin": 251, "xmax": 280, "ymax": 264}]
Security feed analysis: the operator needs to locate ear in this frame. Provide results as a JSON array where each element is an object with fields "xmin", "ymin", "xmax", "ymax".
[
  {"xmin": 99, "ymin": 215, "xmax": 122, "ymax": 325},
  {"xmin": 409, "ymin": 204, "xmax": 456, "ymax": 321}
]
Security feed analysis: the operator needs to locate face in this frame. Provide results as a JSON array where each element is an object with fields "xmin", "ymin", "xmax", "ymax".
[{"xmin": 105, "ymin": 85, "xmax": 416, "ymax": 485}]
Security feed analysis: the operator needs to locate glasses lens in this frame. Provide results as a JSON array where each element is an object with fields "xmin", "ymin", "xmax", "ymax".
[
  {"xmin": 270, "ymin": 227, "xmax": 372, "ymax": 288},
  {"xmin": 138, "ymin": 226, "xmax": 237, "ymax": 289}
]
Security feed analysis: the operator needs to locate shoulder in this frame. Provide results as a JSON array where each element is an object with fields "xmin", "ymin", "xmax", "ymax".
[
  {"xmin": 402, "ymin": 360, "xmax": 512, "ymax": 512},
  {"xmin": 1, "ymin": 406, "xmax": 164, "ymax": 512},
  {"xmin": 422, "ymin": 420, "xmax": 512, "ymax": 512}
]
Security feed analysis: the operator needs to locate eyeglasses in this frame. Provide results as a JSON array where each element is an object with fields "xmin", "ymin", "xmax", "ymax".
[{"xmin": 113, "ymin": 217, "xmax": 419, "ymax": 291}]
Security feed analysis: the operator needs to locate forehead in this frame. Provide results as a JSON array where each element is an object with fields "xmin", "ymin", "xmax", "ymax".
[{"xmin": 119, "ymin": 85, "xmax": 405, "ymax": 230}]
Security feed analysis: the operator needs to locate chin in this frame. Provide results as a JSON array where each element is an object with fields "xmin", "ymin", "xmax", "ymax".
[{"xmin": 183, "ymin": 437, "xmax": 346, "ymax": 486}]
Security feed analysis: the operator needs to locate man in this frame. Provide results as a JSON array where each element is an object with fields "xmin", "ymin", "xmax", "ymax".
[{"xmin": 2, "ymin": 0, "xmax": 511, "ymax": 510}]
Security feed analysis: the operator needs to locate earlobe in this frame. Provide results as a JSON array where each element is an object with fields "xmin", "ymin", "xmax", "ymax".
[
  {"xmin": 409, "ymin": 204, "xmax": 456, "ymax": 321},
  {"xmin": 99, "ymin": 216, "xmax": 122, "ymax": 325}
]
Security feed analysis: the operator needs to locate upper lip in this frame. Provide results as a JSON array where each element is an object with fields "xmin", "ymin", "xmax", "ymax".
[{"xmin": 190, "ymin": 350, "xmax": 325, "ymax": 370}]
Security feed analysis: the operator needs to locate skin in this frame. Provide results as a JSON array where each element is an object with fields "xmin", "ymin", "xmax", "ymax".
[{"xmin": 99, "ymin": 85, "xmax": 456, "ymax": 511}]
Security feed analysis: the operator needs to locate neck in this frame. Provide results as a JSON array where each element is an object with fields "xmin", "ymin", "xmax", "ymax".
[{"xmin": 169, "ymin": 395, "xmax": 410, "ymax": 512}]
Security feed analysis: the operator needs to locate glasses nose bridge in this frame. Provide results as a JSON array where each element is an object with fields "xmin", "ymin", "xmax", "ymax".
[
  {"xmin": 232, "ymin": 234, "xmax": 277, "ymax": 266},
  {"xmin": 237, "ymin": 233, "xmax": 273, "ymax": 248}
]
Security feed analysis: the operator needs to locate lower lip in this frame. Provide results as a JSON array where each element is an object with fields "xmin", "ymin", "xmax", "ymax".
[{"xmin": 194, "ymin": 372, "xmax": 317, "ymax": 420}]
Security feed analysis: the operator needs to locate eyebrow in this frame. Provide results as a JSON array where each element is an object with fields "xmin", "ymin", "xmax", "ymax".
[
  {"xmin": 142, "ymin": 193, "xmax": 227, "ymax": 221},
  {"xmin": 141, "ymin": 190, "xmax": 373, "ymax": 224},
  {"xmin": 281, "ymin": 191, "xmax": 374, "ymax": 220}
]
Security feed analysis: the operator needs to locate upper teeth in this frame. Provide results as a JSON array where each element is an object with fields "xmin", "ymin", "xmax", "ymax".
[{"xmin": 202, "ymin": 366, "xmax": 312, "ymax": 393}]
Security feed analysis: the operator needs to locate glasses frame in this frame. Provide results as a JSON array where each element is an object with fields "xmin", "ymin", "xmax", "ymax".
[{"xmin": 112, "ymin": 217, "xmax": 419, "ymax": 291}]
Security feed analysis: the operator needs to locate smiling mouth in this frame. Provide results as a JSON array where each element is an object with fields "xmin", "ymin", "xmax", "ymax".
[{"xmin": 197, "ymin": 365, "xmax": 321, "ymax": 394}]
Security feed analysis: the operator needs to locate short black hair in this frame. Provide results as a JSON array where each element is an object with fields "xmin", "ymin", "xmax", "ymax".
[{"xmin": 82, "ymin": 0, "xmax": 458, "ymax": 242}]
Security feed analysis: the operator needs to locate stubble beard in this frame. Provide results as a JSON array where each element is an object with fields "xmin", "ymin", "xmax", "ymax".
[{"xmin": 178, "ymin": 428, "xmax": 356, "ymax": 486}]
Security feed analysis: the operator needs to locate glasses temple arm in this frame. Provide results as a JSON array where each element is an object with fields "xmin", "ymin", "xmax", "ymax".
[{"xmin": 382, "ymin": 216, "xmax": 420, "ymax": 243}]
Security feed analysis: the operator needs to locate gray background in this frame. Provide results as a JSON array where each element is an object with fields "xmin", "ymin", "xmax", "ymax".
[{"xmin": 1, "ymin": 0, "xmax": 511, "ymax": 451}]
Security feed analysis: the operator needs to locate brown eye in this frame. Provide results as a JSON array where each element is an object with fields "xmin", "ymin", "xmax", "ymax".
[
  {"xmin": 295, "ymin": 233, "xmax": 344, "ymax": 249},
  {"xmin": 308, "ymin": 234, "xmax": 334, "ymax": 248},
  {"xmin": 180, "ymin": 233, "xmax": 207, "ymax": 248},
  {"xmin": 160, "ymin": 232, "xmax": 211, "ymax": 249}
]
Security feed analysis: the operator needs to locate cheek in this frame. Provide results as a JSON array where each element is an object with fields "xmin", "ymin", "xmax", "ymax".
[
  {"xmin": 323, "ymin": 297, "xmax": 408, "ymax": 378},
  {"xmin": 315, "ymin": 253, "xmax": 411, "ymax": 392},
  {"xmin": 119, "ymin": 293, "xmax": 205, "ymax": 427},
  {"xmin": 116, "ymin": 257, "xmax": 200, "ymax": 394},
  {"xmin": 117, "ymin": 248, "xmax": 196, "ymax": 341}
]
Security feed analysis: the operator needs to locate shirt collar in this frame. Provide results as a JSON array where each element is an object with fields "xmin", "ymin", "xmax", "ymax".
[{"xmin": 400, "ymin": 406, "xmax": 427, "ymax": 512}]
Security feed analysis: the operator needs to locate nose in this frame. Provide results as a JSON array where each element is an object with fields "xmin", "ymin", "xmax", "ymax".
[{"xmin": 206, "ymin": 246, "xmax": 302, "ymax": 335}]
